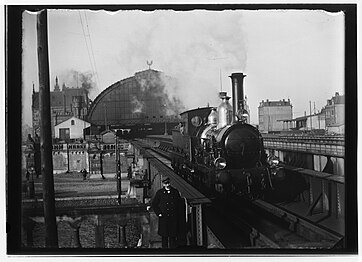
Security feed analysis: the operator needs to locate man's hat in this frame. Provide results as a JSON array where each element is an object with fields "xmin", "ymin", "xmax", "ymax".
[{"xmin": 162, "ymin": 176, "xmax": 170, "ymax": 183}]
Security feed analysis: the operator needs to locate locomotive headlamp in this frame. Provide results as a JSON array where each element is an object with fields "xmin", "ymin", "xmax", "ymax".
[{"xmin": 214, "ymin": 157, "xmax": 227, "ymax": 170}]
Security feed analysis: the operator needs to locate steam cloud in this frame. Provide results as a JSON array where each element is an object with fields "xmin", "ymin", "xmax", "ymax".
[
  {"xmin": 132, "ymin": 70, "xmax": 186, "ymax": 116},
  {"xmin": 114, "ymin": 10, "xmax": 247, "ymax": 110},
  {"xmin": 56, "ymin": 69, "xmax": 97, "ymax": 97}
]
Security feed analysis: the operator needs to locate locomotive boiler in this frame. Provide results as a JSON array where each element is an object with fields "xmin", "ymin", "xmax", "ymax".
[{"xmin": 171, "ymin": 73, "xmax": 280, "ymax": 199}]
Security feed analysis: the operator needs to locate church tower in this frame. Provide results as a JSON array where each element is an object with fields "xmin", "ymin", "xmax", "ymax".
[{"xmin": 54, "ymin": 76, "xmax": 60, "ymax": 92}]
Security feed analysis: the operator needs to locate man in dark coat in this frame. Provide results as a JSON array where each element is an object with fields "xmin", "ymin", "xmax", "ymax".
[{"xmin": 152, "ymin": 176, "xmax": 181, "ymax": 248}]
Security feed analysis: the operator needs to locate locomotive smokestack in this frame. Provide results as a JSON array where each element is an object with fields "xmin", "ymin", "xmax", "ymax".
[{"xmin": 230, "ymin": 73, "xmax": 247, "ymax": 122}]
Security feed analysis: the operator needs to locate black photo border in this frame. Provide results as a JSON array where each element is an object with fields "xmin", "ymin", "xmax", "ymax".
[{"xmin": 5, "ymin": 3, "xmax": 358, "ymax": 256}]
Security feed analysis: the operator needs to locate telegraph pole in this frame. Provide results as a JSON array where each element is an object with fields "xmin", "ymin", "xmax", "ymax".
[
  {"xmin": 309, "ymin": 101, "xmax": 313, "ymax": 130},
  {"xmin": 37, "ymin": 9, "xmax": 58, "ymax": 248},
  {"xmin": 66, "ymin": 140, "xmax": 70, "ymax": 173}
]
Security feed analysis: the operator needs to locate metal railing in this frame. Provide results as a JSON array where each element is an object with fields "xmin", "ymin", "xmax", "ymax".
[{"xmin": 263, "ymin": 136, "xmax": 345, "ymax": 158}]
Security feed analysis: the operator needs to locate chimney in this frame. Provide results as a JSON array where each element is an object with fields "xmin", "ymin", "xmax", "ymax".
[
  {"xmin": 72, "ymin": 96, "xmax": 83, "ymax": 118},
  {"xmin": 229, "ymin": 73, "xmax": 246, "ymax": 121}
]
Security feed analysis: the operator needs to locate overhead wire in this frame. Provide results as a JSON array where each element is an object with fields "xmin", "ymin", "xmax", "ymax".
[
  {"xmin": 84, "ymin": 11, "xmax": 101, "ymax": 90},
  {"xmin": 78, "ymin": 11, "xmax": 100, "ymax": 91}
]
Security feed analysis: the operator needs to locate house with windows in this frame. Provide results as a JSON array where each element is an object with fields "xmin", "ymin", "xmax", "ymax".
[
  {"xmin": 324, "ymin": 92, "xmax": 344, "ymax": 134},
  {"xmin": 54, "ymin": 116, "xmax": 91, "ymax": 140},
  {"xmin": 258, "ymin": 99, "xmax": 293, "ymax": 133}
]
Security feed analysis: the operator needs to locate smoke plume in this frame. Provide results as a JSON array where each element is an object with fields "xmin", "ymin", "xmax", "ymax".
[
  {"xmin": 132, "ymin": 70, "xmax": 186, "ymax": 116},
  {"xmin": 114, "ymin": 10, "xmax": 247, "ymax": 110},
  {"xmin": 56, "ymin": 69, "xmax": 98, "ymax": 96}
]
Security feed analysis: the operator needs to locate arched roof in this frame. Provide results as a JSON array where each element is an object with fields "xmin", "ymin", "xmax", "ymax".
[
  {"xmin": 87, "ymin": 69, "xmax": 183, "ymax": 126},
  {"xmin": 87, "ymin": 74, "xmax": 134, "ymax": 120}
]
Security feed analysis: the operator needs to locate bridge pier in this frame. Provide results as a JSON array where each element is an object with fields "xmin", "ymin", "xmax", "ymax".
[
  {"xmin": 59, "ymin": 216, "xmax": 84, "ymax": 248},
  {"xmin": 117, "ymin": 225, "xmax": 128, "ymax": 248},
  {"xmin": 140, "ymin": 215, "xmax": 151, "ymax": 248},
  {"xmin": 71, "ymin": 225, "xmax": 82, "ymax": 248}
]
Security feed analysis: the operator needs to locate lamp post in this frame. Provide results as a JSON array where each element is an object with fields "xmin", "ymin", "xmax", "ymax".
[
  {"xmin": 66, "ymin": 140, "xmax": 70, "ymax": 173},
  {"xmin": 116, "ymin": 134, "xmax": 121, "ymax": 205}
]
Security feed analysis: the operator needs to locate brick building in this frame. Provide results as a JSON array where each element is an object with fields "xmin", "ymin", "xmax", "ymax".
[{"xmin": 32, "ymin": 76, "xmax": 90, "ymax": 137}]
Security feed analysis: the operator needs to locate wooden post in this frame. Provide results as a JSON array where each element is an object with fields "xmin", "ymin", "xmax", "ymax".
[{"xmin": 37, "ymin": 9, "xmax": 58, "ymax": 248}]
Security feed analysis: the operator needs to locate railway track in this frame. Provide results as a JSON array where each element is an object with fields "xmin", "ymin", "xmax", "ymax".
[{"xmin": 135, "ymin": 138, "xmax": 343, "ymax": 249}]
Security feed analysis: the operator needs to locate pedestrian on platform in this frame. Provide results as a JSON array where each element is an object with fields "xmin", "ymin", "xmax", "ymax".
[
  {"xmin": 151, "ymin": 176, "xmax": 182, "ymax": 248},
  {"xmin": 81, "ymin": 168, "xmax": 88, "ymax": 180},
  {"xmin": 25, "ymin": 169, "xmax": 30, "ymax": 181}
]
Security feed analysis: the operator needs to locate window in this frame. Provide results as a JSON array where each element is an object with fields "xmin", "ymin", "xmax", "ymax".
[
  {"xmin": 71, "ymin": 120, "xmax": 75, "ymax": 125},
  {"xmin": 59, "ymin": 128, "xmax": 70, "ymax": 140}
]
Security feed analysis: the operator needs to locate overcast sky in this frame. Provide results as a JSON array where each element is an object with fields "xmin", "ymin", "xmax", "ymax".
[{"xmin": 22, "ymin": 8, "xmax": 345, "ymax": 126}]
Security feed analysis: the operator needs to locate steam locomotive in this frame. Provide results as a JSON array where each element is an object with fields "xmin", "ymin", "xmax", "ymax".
[{"xmin": 170, "ymin": 73, "xmax": 282, "ymax": 199}]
